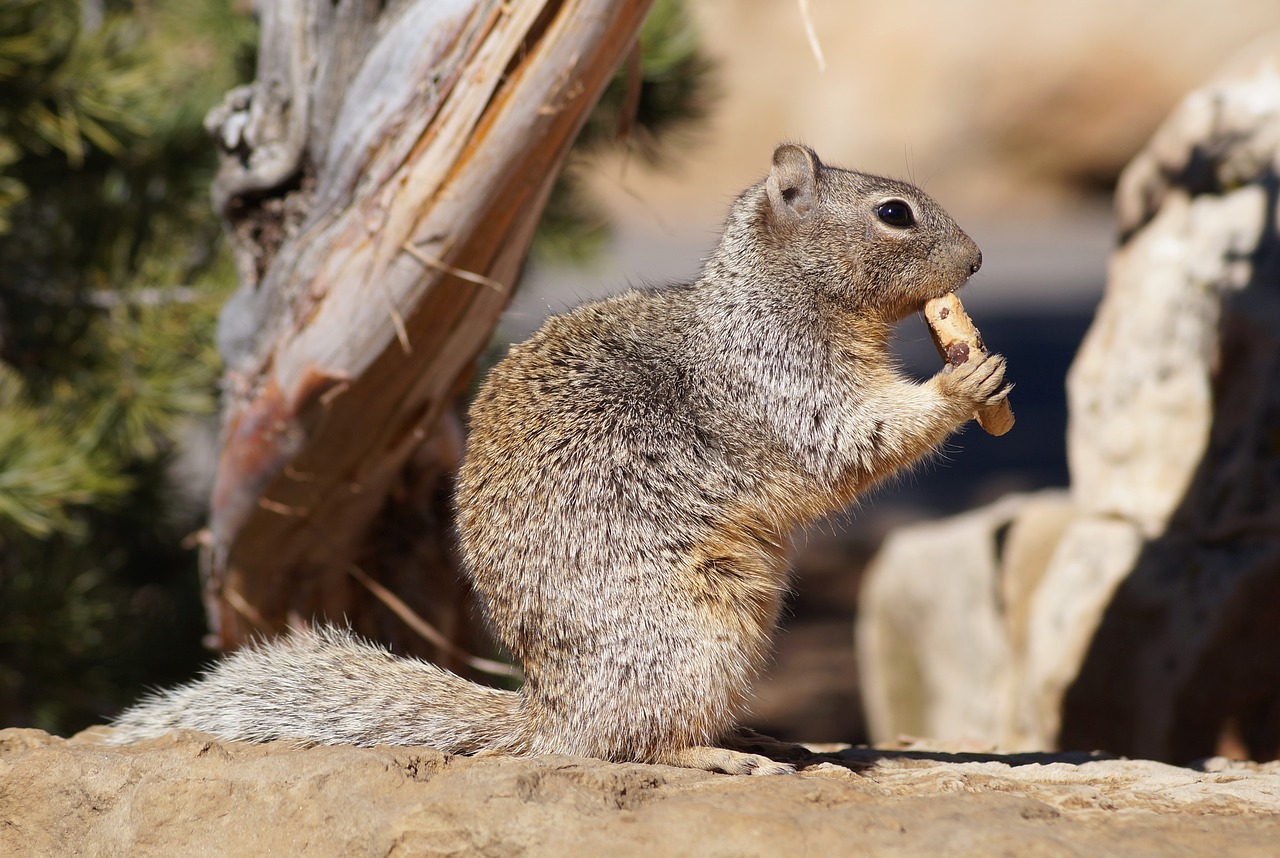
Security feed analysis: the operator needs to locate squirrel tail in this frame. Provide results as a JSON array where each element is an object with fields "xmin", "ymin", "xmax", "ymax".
[{"xmin": 106, "ymin": 626, "xmax": 527, "ymax": 753}]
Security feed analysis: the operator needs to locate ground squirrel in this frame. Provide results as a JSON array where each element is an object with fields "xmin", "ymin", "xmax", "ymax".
[{"xmin": 109, "ymin": 144, "xmax": 1009, "ymax": 775}]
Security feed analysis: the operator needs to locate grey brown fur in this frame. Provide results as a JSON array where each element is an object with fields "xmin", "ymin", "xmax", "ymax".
[{"xmin": 111, "ymin": 144, "xmax": 1009, "ymax": 775}]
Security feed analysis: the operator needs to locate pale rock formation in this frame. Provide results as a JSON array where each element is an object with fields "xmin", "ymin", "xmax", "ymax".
[{"xmin": 858, "ymin": 34, "xmax": 1280, "ymax": 763}]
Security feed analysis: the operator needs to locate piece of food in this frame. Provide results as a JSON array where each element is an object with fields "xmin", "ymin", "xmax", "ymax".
[{"xmin": 923, "ymin": 292, "xmax": 1015, "ymax": 437}]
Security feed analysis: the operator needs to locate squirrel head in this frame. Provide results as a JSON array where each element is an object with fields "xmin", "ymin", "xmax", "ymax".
[{"xmin": 746, "ymin": 143, "xmax": 982, "ymax": 321}]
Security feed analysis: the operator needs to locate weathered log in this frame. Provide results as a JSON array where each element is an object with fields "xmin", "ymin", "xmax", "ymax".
[{"xmin": 201, "ymin": 0, "xmax": 655, "ymax": 651}]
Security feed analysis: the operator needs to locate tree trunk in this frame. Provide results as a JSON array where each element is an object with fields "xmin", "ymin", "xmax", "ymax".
[{"xmin": 200, "ymin": 0, "xmax": 654, "ymax": 662}]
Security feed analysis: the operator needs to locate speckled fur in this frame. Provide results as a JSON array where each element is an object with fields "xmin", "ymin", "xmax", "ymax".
[{"xmin": 110, "ymin": 145, "xmax": 1008, "ymax": 775}]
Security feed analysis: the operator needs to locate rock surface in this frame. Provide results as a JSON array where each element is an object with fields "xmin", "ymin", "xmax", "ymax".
[
  {"xmin": 3, "ymin": 729, "xmax": 1279, "ymax": 857},
  {"xmin": 858, "ymin": 36, "xmax": 1280, "ymax": 762},
  {"xmin": 857, "ymin": 492, "xmax": 1074, "ymax": 748}
]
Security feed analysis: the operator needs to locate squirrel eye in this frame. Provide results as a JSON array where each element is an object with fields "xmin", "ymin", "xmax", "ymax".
[{"xmin": 875, "ymin": 200, "xmax": 915, "ymax": 228}]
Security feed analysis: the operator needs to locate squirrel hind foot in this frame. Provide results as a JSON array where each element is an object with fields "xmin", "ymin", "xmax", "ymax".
[
  {"xmin": 658, "ymin": 744, "xmax": 797, "ymax": 776},
  {"xmin": 723, "ymin": 727, "xmax": 820, "ymax": 764}
]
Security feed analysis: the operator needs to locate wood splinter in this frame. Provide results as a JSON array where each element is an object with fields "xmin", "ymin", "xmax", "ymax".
[{"xmin": 923, "ymin": 292, "xmax": 1015, "ymax": 437}]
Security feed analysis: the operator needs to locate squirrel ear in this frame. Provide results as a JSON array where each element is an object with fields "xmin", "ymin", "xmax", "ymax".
[{"xmin": 766, "ymin": 143, "xmax": 820, "ymax": 222}]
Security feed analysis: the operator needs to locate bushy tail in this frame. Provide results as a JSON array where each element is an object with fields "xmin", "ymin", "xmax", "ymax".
[{"xmin": 107, "ymin": 627, "xmax": 527, "ymax": 753}]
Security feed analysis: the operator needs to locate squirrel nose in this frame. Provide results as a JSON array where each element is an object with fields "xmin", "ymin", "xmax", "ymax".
[{"xmin": 969, "ymin": 250, "xmax": 983, "ymax": 275}]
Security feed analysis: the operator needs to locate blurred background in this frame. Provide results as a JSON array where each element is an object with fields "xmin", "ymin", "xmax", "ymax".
[{"xmin": 2, "ymin": 0, "xmax": 1277, "ymax": 743}]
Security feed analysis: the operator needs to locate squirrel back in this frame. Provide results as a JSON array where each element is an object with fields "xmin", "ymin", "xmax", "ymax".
[{"xmin": 110, "ymin": 144, "xmax": 1008, "ymax": 775}]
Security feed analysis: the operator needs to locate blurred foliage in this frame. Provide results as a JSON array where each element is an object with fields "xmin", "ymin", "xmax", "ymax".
[
  {"xmin": 532, "ymin": 0, "xmax": 715, "ymax": 263},
  {"xmin": 584, "ymin": 0, "xmax": 716, "ymax": 159},
  {"xmin": 0, "ymin": 0, "xmax": 255, "ymax": 734},
  {"xmin": 0, "ymin": 0, "xmax": 711, "ymax": 736}
]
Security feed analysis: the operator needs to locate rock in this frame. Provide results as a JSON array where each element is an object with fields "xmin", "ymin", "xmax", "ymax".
[
  {"xmin": 858, "ymin": 36, "xmax": 1280, "ymax": 763},
  {"xmin": 3, "ymin": 730, "xmax": 1280, "ymax": 857},
  {"xmin": 858, "ymin": 491, "xmax": 1078, "ymax": 751},
  {"xmin": 858, "ymin": 494, "xmax": 1042, "ymax": 744}
]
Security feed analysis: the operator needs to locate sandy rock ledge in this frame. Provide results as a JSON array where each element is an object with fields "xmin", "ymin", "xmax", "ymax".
[{"xmin": 2, "ymin": 729, "xmax": 1278, "ymax": 857}]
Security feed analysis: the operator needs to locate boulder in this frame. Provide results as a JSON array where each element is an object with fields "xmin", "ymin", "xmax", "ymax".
[
  {"xmin": 858, "ymin": 35, "xmax": 1280, "ymax": 763},
  {"xmin": 857, "ymin": 493, "xmax": 1067, "ymax": 746}
]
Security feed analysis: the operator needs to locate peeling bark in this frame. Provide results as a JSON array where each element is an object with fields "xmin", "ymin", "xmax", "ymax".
[{"xmin": 201, "ymin": 0, "xmax": 654, "ymax": 654}]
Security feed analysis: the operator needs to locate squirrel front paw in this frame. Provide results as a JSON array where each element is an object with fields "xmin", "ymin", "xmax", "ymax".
[{"xmin": 936, "ymin": 351, "xmax": 1011, "ymax": 416}]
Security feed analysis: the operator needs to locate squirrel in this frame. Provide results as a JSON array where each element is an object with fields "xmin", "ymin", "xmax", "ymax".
[{"xmin": 108, "ymin": 143, "xmax": 1008, "ymax": 775}]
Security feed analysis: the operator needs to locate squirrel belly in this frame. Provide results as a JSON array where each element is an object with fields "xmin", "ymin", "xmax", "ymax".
[{"xmin": 109, "ymin": 144, "xmax": 1008, "ymax": 775}]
